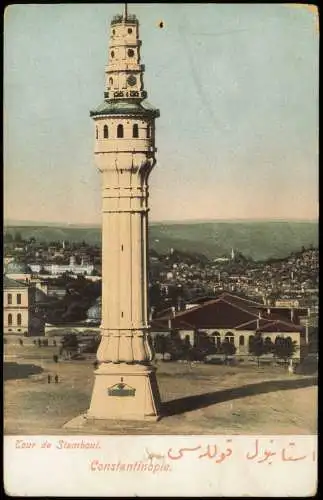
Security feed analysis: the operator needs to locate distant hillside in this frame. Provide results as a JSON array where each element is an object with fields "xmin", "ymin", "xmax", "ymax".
[{"xmin": 4, "ymin": 220, "xmax": 318, "ymax": 261}]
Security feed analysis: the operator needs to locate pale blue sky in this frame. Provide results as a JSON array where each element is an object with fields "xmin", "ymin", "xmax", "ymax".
[{"xmin": 4, "ymin": 3, "xmax": 318, "ymax": 224}]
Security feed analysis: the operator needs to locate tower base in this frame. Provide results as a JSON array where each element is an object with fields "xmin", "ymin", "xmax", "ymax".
[{"xmin": 86, "ymin": 362, "xmax": 161, "ymax": 421}]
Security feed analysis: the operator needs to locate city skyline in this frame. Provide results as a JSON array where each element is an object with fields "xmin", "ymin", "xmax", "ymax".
[{"xmin": 4, "ymin": 4, "xmax": 319, "ymax": 224}]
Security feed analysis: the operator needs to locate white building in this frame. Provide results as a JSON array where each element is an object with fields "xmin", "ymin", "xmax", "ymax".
[{"xmin": 28, "ymin": 256, "xmax": 94, "ymax": 276}]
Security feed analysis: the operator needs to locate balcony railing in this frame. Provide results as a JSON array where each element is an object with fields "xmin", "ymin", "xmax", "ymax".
[{"xmin": 111, "ymin": 14, "xmax": 138, "ymax": 25}]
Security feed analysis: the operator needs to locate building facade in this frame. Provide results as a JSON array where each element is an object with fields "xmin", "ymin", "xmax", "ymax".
[
  {"xmin": 3, "ymin": 276, "xmax": 45, "ymax": 336},
  {"xmin": 152, "ymin": 292, "xmax": 307, "ymax": 360}
]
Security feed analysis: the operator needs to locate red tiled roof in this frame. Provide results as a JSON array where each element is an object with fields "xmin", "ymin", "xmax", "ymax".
[
  {"xmin": 150, "ymin": 319, "xmax": 171, "ymax": 331},
  {"xmin": 163, "ymin": 293, "xmax": 302, "ymax": 333},
  {"xmin": 218, "ymin": 292, "xmax": 263, "ymax": 309},
  {"xmin": 235, "ymin": 318, "xmax": 271, "ymax": 330},
  {"xmin": 258, "ymin": 320, "xmax": 303, "ymax": 333},
  {"xmin": 261, "ymin": 311, "xmax": 299, "ymax": 324},
  {"xmin": 170, "ymin": 297, "xmax": 258, "ymax": 329}
]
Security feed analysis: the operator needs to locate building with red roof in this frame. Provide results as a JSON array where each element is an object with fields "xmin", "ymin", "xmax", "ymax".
[{"xmin": 151, "ymin": 292, "xmax": 307, "ymax": 360}]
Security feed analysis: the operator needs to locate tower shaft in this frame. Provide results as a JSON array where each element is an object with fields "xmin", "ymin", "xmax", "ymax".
[{"xmin": 87, "ymin": 7, "xmax": 161, "ymax": 421}]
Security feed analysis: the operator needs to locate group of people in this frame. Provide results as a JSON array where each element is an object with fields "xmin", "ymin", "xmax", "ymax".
[
  {"xmin": 47, "ymin": 374, "xmax": 59, "ymax": 384},
  {"xmin": 18, "ymin": 338, "xmax": 57, "ymax": 347}
]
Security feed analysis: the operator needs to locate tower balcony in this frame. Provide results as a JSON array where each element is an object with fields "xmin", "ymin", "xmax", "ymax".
[
  {"xmin": 105, "ymin": 64, "xmax": 145, "ymax": 73},
  {"xmin": 95, "ymin": 138, "xmax": 156, "ymax": 155},
  {"xmin": 109, "ymin": 39, "xmax": 142, "ymax": 48},
  {"xmin": 111, "ymin": 14, "xmax": 138, "ymax": 25},
  {"xmin": 104, "ymin": 90, "xmax": 147, "ymax": 100}
]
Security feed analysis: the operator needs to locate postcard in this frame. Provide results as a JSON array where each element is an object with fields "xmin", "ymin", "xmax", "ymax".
[{"xmin": 3, "ymin": 3, "xmax": 318, "ymax": 497}]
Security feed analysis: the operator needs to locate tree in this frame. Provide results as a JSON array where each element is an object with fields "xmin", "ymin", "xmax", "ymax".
[
  {"xmin": 273, "ymin": 336, "xmax": 298, "ymax": 365},
  {"xmin": 14, "ymin": 231, "xmax": 22, "ymax": 242},
  {"xmin": 249, "ymin": 332, "xmax": 266, "ymax": 367},
  {"xmin": 195, "ymin": 330, "xmax": 217, "ymax": 354},
  {"xmin": 221, "ymin": 339, "xmax": 236, "ymax": 364},
  {"xmin": 166, "ymin": 331, "xmax": 186, "ymax": 361},
  {"xmin": 59, "ymin": 333, "xmax": 79, "ymax": 359},
  {"xmin": 153, "ymin": 334, "xmax": 167, "ymax": 360},
  {"xmin": 264, "ymin": 337, "xmax": 274, "ymax": 355},
  {"xmin": 4, "ymin": 232, "xmax": 13, "ymax": 243}
]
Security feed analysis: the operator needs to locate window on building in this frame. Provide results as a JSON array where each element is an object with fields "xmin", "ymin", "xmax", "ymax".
[
  {"xmin": 17, "ymin": 294, "xmax": 21, "ymax": 305},
  {"xmin": 146, "ymin": 126, "xmax": 151, "ymax": 139},
  {"xmin": 117, "ymin": 124, "xmax": 124, "ymax": 138},
  {"xmin": 103, "ymin": 125, "xmax": 109, "ymax": 139},
  {"xmin": 128, "ymin": 48, "xmax": 135, "ymax": 57},
  {"xmin": 8, "ymin": 314, "xmax": 12, "ymax": 326},
  {"xmin": 128, "ymin": 28, "xmax": 133, "ymax": 34},
  {"xmin": 225, "ymin": 332, "xmax": 235, "ymax": 344},
  {"xmin": 211, "ymin": 331, "xmax": 221, "ymax": 347},
  {"xmin": 17, "ymin": 313, "xmax": 22, "ymax": 326},
  {"xmin": 96, "ymin": 127, "xmax": 98, "ymax": 139},
  {"xmin": 239, "ymin": 335, "xmax": 245, "ymax": 346},
  {"xmin": 111, "ymin": 50, "xmax": 115, "ymax": 58},
  {"xmin": 109, "ymin": 77, "xmax": 113, "ymax": 86},
  {"xmin": 133, "ymin": 124, "xmax": 139, "ymax": 138},
  {"xmin": 8, "ymin": 293, "xmax": 12, "ymax": 305}
]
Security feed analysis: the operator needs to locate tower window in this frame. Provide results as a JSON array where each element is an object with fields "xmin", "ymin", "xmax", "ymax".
[
  {"xmin": 127, "ymin": 48, "xmax": 135, "ymax": 57},
  {"xmin": 117, "ymin": 124, "xmax": 124, "ymax": 138},
  {"xmin": 133, "ymin": 124, "xmax": 139, "ymax": 138},
  {"xmin": 17, "ymin": 293, "xmax": 21, "ymax": 305},
  {"xmin": 146, "ymin": 126, "xmax": 151, "ymax": 138},
  {"xmin": 111, "ymin": 50, "xmax": 115, "ymax": 58},
  {"xmin": 96, "ymin": 127, "xmax": 98, "ymax": 139},
  {"xmin": 17, "ymin": 313, "xmax": 22, "ymax": 326},
  {"xmin": 8, "ymin": 293, "xmax": 12, "ymax": 305},
  {"xmin": 112, "ymin": 29, "xmax": 115, "ymax": 35},
  {"xmin": 109, "ymin": 77, "xmax": 113, "ymax": 86},
  {"xmin": 128, "ymin": 28, "xmax": 133, "ymax": 34},
  {"xmin": 103, "ymin": 125, "xmax": 109, "ymax": 139}
]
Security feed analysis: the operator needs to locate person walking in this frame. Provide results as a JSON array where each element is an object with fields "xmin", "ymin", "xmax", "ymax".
[
  {"xmin": 54, "ymin": 374, "xmax": 59, "ymax": 384},
  {"xmin": 47, "ymin": 374, "xmax": 51, "ymax": 384}
]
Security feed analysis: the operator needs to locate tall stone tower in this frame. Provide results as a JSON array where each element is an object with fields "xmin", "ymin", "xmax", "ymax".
[{"xmin": 88, "ymin": 5, "xmax": 161, "ymax": 421}]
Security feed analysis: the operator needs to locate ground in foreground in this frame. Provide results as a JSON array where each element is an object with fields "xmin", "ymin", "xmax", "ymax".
[{"xmin": 4, "ymin": 344, "xmax": 317, "ymax": 435}]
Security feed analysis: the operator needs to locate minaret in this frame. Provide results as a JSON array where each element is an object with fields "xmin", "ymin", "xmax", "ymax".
[{"xmin": 87, "ymin": 6, "xmax": 161, "ymax": 421}]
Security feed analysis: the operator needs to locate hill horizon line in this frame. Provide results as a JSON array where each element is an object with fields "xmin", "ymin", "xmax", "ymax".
[{"xmin": 4, "ymin": 217, "xmax": 318, "ymax": 228}]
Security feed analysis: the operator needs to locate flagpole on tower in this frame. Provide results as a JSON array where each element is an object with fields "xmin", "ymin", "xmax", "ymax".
[{"xmin": 124, "ymin": 3, "xmax": 128, "ymax": 20}]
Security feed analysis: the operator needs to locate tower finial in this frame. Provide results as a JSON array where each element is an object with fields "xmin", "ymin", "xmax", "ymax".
[{"xmin": 124, "ymin": 3, "xmax": 128, "ymax": 20}]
